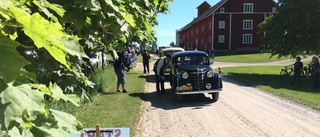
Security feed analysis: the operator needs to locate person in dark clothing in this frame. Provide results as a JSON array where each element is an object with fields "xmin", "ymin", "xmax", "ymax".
[
  {"xmin": 291, "ymin": 57, "xmax": 303, "ymax": 85},
  {"xmin": 113, "ymin": 51, "xmax": 128, "ymax": 93},
  {"xmin": 153, "ymin": 54, "xmax": 172, "ymax": 95},
  {"xmin": 142, "ymin": 50, "xmax": 151, "ymax": 74},
  {"xmin": 309, "ymin": 56, "xmax": 319, "ymax": 89},
  {"xmin": 210, "ymin": 48, "xmax": 215, "ymax": 59}
]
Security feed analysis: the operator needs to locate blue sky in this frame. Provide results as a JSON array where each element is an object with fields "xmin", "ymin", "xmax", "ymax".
[{"xmin": 154, "ymin": 0, "xmax": 220, "ymax": 47}]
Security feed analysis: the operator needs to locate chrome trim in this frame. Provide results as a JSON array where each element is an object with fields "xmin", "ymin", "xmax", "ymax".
[{"xmin": 176, "ymin": 89, "xmax": 223, "ymax": 95}]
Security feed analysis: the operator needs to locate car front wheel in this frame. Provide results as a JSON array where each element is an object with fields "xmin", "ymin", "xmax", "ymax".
[{"xmin": 211, "ymin": 92, "xmax": 219, "ymax": 102}]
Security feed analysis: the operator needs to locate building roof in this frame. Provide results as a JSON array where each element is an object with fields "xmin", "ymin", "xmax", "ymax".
[
  {"xmin": 178, "ymin": 0, "xmax": 228, "ymax": 32},
  {"xmin": 197, "ymin": 1, "xmax": 210, "ymax": 9}
]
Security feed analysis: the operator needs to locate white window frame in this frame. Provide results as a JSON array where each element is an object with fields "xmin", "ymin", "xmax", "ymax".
[
  {"xmin": 243, "ymin": 20, "xmax": 253, "ymax": 30},
  {"xmin": 218, "ymin": 35, "xmax": 225, "ymax": 43},
  {"xmin": 209, "ymin": 22, "xmax": 212, "ymax": 29},
  {"xmin": 220, "ymin": 7, "xmax": 224, "ymax": 13},
  {"xmin": 242, "ymin": 34, "xmax": 252, "ymax": 44},
  {"xmin": 272, "ymin": 7, "xmax": 277, "ymax": 13},
  {"xmin": 202, "ymin": 25, "xmax": 204, "ymax": 32},
  {"xmin": 243, "ymin": 3, "xmax": 253, "ymax": 13},
  {"xmin": 202, "ymin": 38, "xmax": 204, "ymax": 44},
  {"xmin": 219, "ymin": 21, "xmax": 225, "ymax": 29}
]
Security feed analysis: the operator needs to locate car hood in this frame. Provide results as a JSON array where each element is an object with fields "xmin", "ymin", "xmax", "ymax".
[{"xmin": 176, "ymin": 65, "xmax": 212, "ymax": 72}]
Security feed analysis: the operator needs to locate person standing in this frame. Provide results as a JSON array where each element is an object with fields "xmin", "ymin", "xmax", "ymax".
[
  {"xmin": 211, "ymin": 48, "xmax": 215, "ymax": 59},
  {"xmin": 155, "ymin": 49, "xmax": 159, "ymax": 58},
  {"xmin": 153, "ymin": 54, "xmax": 172, "ymax": 94},
  {"xmin": 142, "ymin": 50, "xmax": 151, "ymax": 74},
  {"xmin": 290, "ymin": 57, "xmax": 303, "ymax": 85},
  {"xmin": 309, "ymin": 56, "xmax": 320, "ymax": 89},
  {"xmin": 113, "ymin": 51, "xmax": 128, "ymax": 93}
]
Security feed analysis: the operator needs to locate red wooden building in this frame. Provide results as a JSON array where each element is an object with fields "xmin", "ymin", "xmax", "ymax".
[{"xmin": 176, "ymin": 0, "xmax": 277, "ymax": 52}]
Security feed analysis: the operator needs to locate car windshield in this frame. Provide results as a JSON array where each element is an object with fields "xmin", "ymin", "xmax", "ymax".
[{"xmin": 175, "ymin": 55, "xmax": 209, "ymax": 66}]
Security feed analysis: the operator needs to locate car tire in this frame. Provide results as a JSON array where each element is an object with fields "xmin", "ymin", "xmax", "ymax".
[
  {"xmin": 219, "ymin": 78, "xmax": 223, "ymax": 89},
  {"xmin": 211, "ymin": 92, "xmax": 219, "ymax": 102},
  {"xmin": 170, "ymin": 75, "xmax": 176, "ymax": 91}
]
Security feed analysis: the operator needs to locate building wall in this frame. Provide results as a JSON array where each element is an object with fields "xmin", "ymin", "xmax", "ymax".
[
  {"xmin": 178, "ymin": 0, "xmax": 277, "ymax": 52},
  {"xmin": 213, "ymin": 0, "xmax": 277, "ymax": 52},
  {"xmin": 179, "ymin": 16, "xmax": 213, "ymax": 52}
]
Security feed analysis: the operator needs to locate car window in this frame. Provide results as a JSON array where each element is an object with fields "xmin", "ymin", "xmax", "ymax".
[{"xmin": 175, "ymin": 55, "xmax": 209, "ymax": 66}]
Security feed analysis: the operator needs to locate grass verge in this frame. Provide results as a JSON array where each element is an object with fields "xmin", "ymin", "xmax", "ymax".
[
  {"xmin": 53, "ymin": 66, "xmax": 146, "ymax": 136},
  {"xmin": 213, "ymin": 53, "xmax": 291, "ymax": 63},
  {"xmin": 221, "ymin": 66, "xmax": 320, "ymax": 110}
]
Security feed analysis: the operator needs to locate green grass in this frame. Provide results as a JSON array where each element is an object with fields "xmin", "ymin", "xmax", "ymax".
[
  {"xmin": 54, "ymin": 66, "xmax": 146, "ymax": 136},
  {"xmin": 213, "ymin": 53, "xmax": 291, "ymax": 63},
  {"xmin": 221, "ymin": 66, "xmax": 320, "ymax": 110}
]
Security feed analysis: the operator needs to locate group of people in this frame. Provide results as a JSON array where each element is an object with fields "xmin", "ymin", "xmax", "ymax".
[
  {"xmin": 112, "ymin": 49, "xmax": 171, "ymax": 94},
  {"xmin": 142, "ymin": 49, "xmax": 172, "ymax": 94},
  {"xmin": 291, "ymin": 56, "xmax": 319, "ymax": 89}
]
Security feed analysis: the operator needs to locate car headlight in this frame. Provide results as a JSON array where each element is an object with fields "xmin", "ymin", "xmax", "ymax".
[
  {"xmin": 206, "ymin": 71, "xmax": 213, "ymax": 78},
  {"xmin": 181, "ymin": 72, "xmax": 189, "ymax": 79},
  {"xmin": 205, "ymin": 83, "xmax": 212, "ymax": 89}
]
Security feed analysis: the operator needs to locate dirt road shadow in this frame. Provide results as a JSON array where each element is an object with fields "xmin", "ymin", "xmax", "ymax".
[
  {"xmin": 130, "ymin": 91, "xmax": 216, "ymax": 110},
  {"xmin": 131, "ymin": 73, "xmax": 216, "ymax": 110}
]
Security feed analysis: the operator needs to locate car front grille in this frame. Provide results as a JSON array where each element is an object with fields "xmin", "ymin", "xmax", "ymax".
[{"xmin": 189, "ymin": 70, "xmax": 206, "ymax": 90}]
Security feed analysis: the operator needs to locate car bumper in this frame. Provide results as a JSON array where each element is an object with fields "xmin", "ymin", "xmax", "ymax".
[{"xmin": 175, "ymin": 88, "xmax": 222, "ymax": 95}]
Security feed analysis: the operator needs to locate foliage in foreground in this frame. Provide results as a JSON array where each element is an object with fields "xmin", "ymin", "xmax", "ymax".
[{"xmin": 0, "ymin": 0, "xmax": 173, "ymax": 136}]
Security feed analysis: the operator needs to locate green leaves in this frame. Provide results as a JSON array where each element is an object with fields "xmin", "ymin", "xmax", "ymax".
[
  {"xmin": 11, "ymin": 9, "xmax": 69, "ymax": 69},
  {"xmin": 0, "ymin": 83, "xmax": 82, "ymax": 135},
  {"xmin": 0, "ymin": 35, "xmax": 30, "ymax": 83},
  {"xmin": 50, "ymin": 109, "xmax": 83, "ymax": 134},
  {"xmin": 0, "ymin": 84, "xmax": 45, "ymax": 129},
  {"xmin": 1, "ymin": 0, "xmax": 174, "ymax": 136},
  {"xmin": 259, "ymin": 0, "xmax": 320, "ymax": 58}
]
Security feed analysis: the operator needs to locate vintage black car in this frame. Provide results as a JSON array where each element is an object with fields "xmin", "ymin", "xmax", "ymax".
[{"xmin": 169, "ymin": 51, "xmax": 223, "ymax": 101}]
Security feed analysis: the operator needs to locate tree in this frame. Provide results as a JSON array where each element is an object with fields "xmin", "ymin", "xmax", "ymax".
[
  {"xmin": 0, "ymin": 0, "xmax": 173, "ymax": 136},
  {"xmin": 151, "ymin": 37, "xmax": 158, "ymax": 50},
  {"xmin": 170, "ymin": 41, "xmax": 175, "ymax": 47},
  {"xmin": 258, "ymin": 0, "xmax": 320, "ymax": 58}
]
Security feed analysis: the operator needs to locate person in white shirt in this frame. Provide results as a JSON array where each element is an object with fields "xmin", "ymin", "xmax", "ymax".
[{"xmin": 153, "ymin": 54, "xmax": 172, "ymax": 94}]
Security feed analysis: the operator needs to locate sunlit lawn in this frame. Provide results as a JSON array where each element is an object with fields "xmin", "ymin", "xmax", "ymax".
[
  {"xmin": 213, "ymin": 52, "xmax": 292, "ymax": 63},
  {"xmin": 221, "ymin": 66, "xmax": 320, "ymax": 110}
]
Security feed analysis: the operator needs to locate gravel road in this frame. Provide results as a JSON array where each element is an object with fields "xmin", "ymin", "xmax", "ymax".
[{"xmin": 133, "ymin": 56, "xmax": 320, "ymax": 137}]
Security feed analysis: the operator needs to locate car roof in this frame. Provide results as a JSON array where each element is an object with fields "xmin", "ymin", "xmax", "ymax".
[
  {"xmin": 173, "ymin": 50, "xmax": 208, "ymax": 57},
  {"xmin": 160, "ymin": 47, "xmax": 185, "ymax": 52}
]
